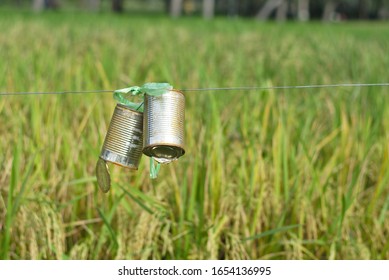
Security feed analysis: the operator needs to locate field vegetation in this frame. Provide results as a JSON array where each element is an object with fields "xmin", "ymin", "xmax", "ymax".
[{"xmin": 0, "ymin": 10, "xmax": 388, "ymax": 259}]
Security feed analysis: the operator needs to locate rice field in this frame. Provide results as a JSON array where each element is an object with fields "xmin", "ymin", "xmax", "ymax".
[{"xmin": 0, "ymin": 10, "xmax": 388, "ymax": 260}]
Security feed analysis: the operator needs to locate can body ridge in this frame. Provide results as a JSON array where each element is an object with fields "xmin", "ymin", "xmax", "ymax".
[{"xmin": 100, "ymin": 104, "xmax": 143, "ymax": 169}]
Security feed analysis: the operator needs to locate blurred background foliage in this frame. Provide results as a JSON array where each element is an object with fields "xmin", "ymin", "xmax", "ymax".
[
  {"xmin": 0, "ymin": 1, "xmax": 388, "ymax": 261},
  {"xmin": 0, "ymin": 0, "xmax": 388, "ymax": 21}
]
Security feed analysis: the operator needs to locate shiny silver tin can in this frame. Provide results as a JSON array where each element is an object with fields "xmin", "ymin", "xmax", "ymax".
[
  {"xmin": 100, "ymin": 104, "xmax": 143, "ymax": 169},
  {"xmin": 143, "ymin": 89, "xmax": 185, "ymax": 163}
]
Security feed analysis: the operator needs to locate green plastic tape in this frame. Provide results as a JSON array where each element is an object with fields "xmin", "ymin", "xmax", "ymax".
[
  {"xmin": 113, "ymin": 83, "xmax": 173, "ymax": 112},
  {"xmin": 149, "ymin": 157, "xmax": 161, "ymax": 179}
]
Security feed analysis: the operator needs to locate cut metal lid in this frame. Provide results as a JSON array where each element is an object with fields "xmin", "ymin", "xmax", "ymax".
[{"xmin": 96, "ymin": 157, "xmax": 111, "ymax": 193}]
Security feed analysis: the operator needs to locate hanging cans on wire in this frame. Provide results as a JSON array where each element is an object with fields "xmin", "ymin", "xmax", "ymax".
[
  {"xmin": 96, "ymin": 83, "xmax": 185, "ymax": 193},
  {"xmin": 143, "ymin": 89, "xmax": 185, "ymax": 163}
]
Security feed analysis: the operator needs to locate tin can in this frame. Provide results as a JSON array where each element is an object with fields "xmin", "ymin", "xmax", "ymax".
[
  {"xmin": 100, "ymin": 104, "xmax": 143, "ymax": 169},
  {"xmin": 143, "ymin": 89, "xmax": 185, "ymax": 163}
]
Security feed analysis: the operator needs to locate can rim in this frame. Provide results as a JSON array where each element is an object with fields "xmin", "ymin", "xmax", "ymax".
[
  {"xmin": 143, "ymin": 143, "xmax": 185, "ymax": 158},
  {"xmin": 100, "ymin": 156, "xmax": 139, "ymax": 170},
  {"xmin": 116, "ymin": 103, "xmax": 144, "ymax": 116},
  {"xmin": 170, "ymin": 89, "xmax": 185, "ymax": 96}
]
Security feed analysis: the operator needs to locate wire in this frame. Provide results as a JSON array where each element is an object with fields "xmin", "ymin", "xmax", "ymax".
[
  {"xmin": 0, "ymin": 83, "xmax": 388, "ymax": 96},
  {"xmin": 180, "ymin": 83, "xmax": 389, "ymax": 92},
  {"xmin": 0, "ymin": 89, "xmax": 112, "ymax": 96}
]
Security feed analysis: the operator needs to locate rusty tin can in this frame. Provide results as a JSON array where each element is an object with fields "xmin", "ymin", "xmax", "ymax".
[
  {"xmin": 100, "ymin": 104, "xmax": 143, "ymax": 169},
  {"xmin": 143, "ymin": 89, "xmax": 185, "ymax": 163}
]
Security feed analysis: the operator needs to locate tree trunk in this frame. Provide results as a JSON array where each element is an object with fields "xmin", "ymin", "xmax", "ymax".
[
  {"xmin": 46, "ymin": 0, "xmax": 60, "ymax": 9},
  {"xmin": 32, "ymin": 0, "xmax": 45, "ymax": 12},
  {"xmin": 276, "ymin": 1, "xmax": 288, "ymax": 21},
  {"xmin": 378, "ymin": 0, "xmax": 389, "ymax": 19},
  {"xmin": 322, "ymin": 1, "xmax": 336, "ymax": 21},
  {"xmin": 256, "ymin": 0, "xmax": 284, "ymax": 20},
  {"xmin": 297, "ymin": 0, "xmax": 310, "ymax": 21},
  {"xmin": 228, "ymin": 0, "xmax": 238, "ymax": 17},
  {"xmin": 85, "ymin": 0, "xmax": 101, "ymax": 11},
  {"xmin": 203, "ymin": 0, "xmax": 215, "ymax": 19},
  {"xmin": 359, "ymin": 0, "xmax": 369, "ymax": 19},
  {"xmin": 112, "ymin": 0, "xmax": 123, "ymax": 13},
  {"xmin": 164, "ymin": 0, "xmax": 171, "ymax": 13},
  {"xmin": 358, "ymin": 0, "xmax": 369, "ymax": 19},
  {"xmin": 170, "ymin": 0, "xmax": 183, "ymax": 17}
]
